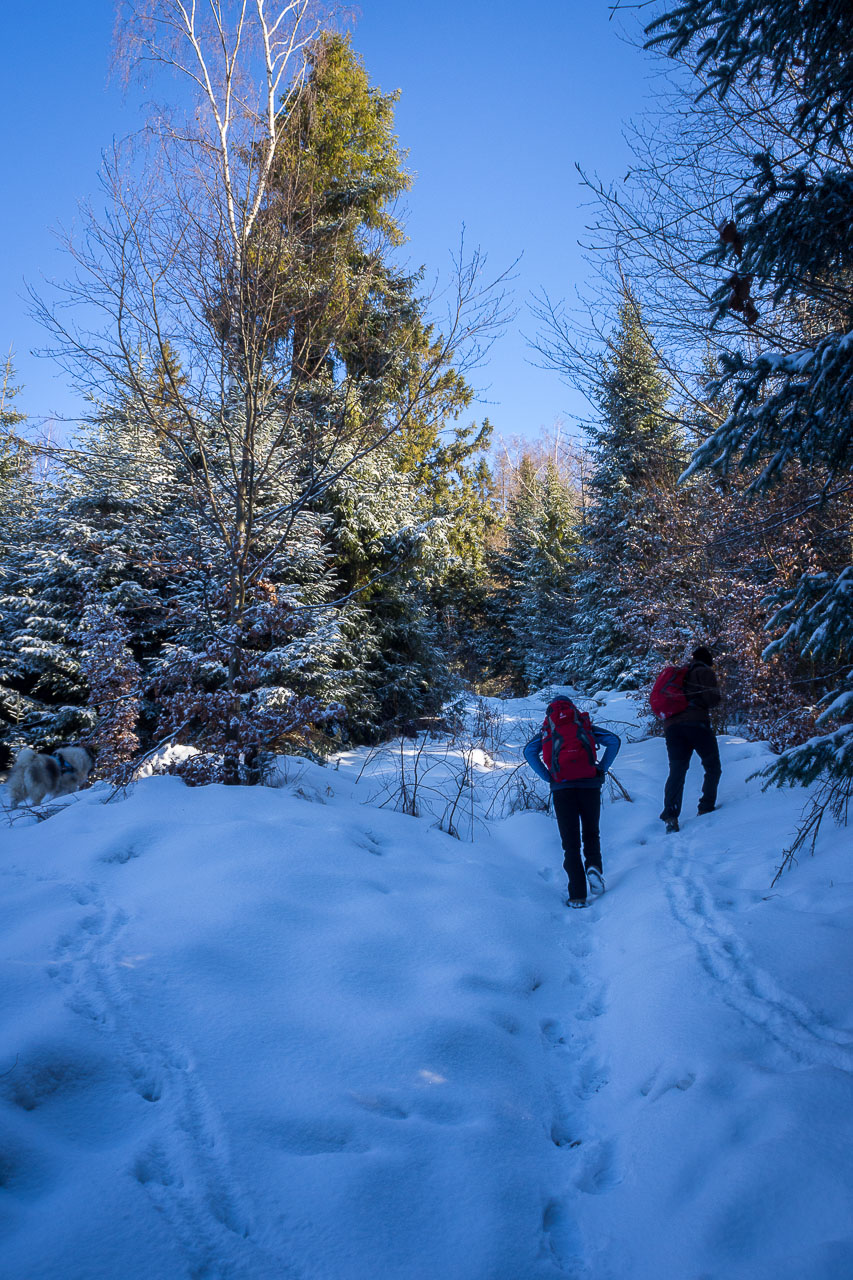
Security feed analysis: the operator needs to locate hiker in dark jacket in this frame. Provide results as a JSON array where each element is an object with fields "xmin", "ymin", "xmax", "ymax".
[
  {"xmin": 660, "ymin": 646, "xmax": 722, "ymax": 833},
  {"xmin": 524, "ymin": 702, "xmax": 621, "ymax": 909}
]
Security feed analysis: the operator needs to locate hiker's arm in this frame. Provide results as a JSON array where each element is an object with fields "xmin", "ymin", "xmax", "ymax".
[
  {"xmin": 592, "ymin": 727, "xmax": 621, "ymax": 775},
  {"xmin": 523, "ymin": 735, "xmax": 551, "ymax": 784}
]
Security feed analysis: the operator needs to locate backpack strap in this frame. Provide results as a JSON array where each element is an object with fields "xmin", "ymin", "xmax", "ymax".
[
  {"xmin": 682, "ymin": 661, "xmax": 700, "ymax": 705},
  {"xmin": 575, "ymin": 712, "xmax": 597, "ymax": 766}
]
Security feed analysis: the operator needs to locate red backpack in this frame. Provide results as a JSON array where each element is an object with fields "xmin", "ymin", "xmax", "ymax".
[
  {"xmin": 649, "ymin": 665, "xmax": 689, "ymax": 720},
  {"xmin": 541, "ymin": 699, "xmax": 599, "ymax": 782}
]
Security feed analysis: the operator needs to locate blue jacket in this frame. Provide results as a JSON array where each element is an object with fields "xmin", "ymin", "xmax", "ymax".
[{"xmin": 523, "ymin": 724, "xmax": 621, "ymax": 791}]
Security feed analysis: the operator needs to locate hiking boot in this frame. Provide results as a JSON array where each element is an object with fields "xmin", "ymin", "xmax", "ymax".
[
  {"xmin": 586, "ymin": 867, "xmax": 605, "ymax": 896},
  {"xmin": 665, "ymin": 818, "xmax": 680, "ymax": 834},
  {"xmin": 697, "ymin": 803, "xmax": 716, "ymax": 816},
  {"xmin": 567, "ymin": 898, "xmax": 588, "ymax": 909}
]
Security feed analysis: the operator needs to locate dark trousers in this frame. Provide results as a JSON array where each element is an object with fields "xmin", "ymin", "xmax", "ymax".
[
  {"xmin": 552, "ymin": 787, "xmax": 602, "ymax": 901},
  {"xmin": 662, "ymin": 722, "xmax": 721, "ymax": 820}
]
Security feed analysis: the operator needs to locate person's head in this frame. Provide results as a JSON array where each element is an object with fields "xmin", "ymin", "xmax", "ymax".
[{"xmin": 692, "ymin": 645, "xmax": 714, "ymax": 666}]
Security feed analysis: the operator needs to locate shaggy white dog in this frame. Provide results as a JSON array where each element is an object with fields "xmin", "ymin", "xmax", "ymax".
[{"xmin": 6, "ymin": 747, "xmax": 94, "ymax": 808}]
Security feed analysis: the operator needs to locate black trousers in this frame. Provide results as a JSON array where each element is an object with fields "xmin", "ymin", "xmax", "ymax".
[
  {"xmin": 662, "ymin": 722, "xmax": 721, "ymax": 820},
  {"xmin": 552, "ymin": 787, "xmax": 602, "ymax": 902}
]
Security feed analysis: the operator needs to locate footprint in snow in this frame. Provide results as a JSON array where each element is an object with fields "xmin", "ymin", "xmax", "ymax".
[
  {"xmin": 130, "ymin": 1061, "xmax": 164, "ymax": 1103},
  {"xmin": 576, "ymin": 992, "xmax": 606, "ymax": 1022},
  {"xmin": 0, "ymin": 1128, "xmax": 53, "ymax": 1198},
  {"xmin": 354, "ymin": 829, "xmax": 385, "ymax": 855},
  {"xmin": 662, "ymin": 844, "xmax": 853, "ymax": 1072},
  {"xmin": 640, "ymin": 1067, "xmax": 696, "ymax": 1101},
  {"xmin": 574, "ymin": 1138, "xmax": 623, "ymax": 1194},
  {"xmin": 489, "ymin": 1009, "xmax": 522, "ymax": 1035},
  {"xmin": 79, "ymin": 909, "xmax": 107, "ymax": 935},
  {"xmin": 549, "ymin": 1116, "xmax": 581, "ymax": 1149},
  {"xmin": 540, "ymin": 1018, "xmax": 566, "ymax": 1047},
  {"xmin": 542, "ymin": 1198, "xmax": 584, "ymax": 1271},
  {"xmin": 69, "ymin": 882, "xmax": 99, "ymax": 906},
  {"xmin": 133, "ymin": 1142, "xmax": 178, "ymax": 1188},
  {"xmin": 573, "ymin": 1057, "xmax": 609, "ymax": 1101},
  {"xmin": 268, "ymin": 1117, "xmax": 369, "ymax": 1156},
  {"xmin": 99, "ymin": 843, "xmax": 143, "ymax": 864},
  {"xmin": 459, "ymin": 968, "xmax": 544, "ymax": 997},
  {"xmin": 351, "ymin": 1092, "xmax": 409, "ymax": 1120}
]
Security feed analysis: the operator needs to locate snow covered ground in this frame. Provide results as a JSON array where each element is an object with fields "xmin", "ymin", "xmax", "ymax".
[{"xmin": 1, "ymin": 692, "xmax": 852, "ymax": 1279}]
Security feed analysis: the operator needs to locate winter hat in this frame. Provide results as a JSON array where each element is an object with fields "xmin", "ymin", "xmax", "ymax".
[{"xmin": 692, "ymin": 645, "xmax": 714, "ymax": 666}]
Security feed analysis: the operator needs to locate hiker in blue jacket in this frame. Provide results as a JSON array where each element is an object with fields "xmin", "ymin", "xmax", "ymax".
[{"xmin": 524, "ymin": 697, "xmax": 621, "ymax": 909}]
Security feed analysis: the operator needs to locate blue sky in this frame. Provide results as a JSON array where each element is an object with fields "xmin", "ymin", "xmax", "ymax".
[{"xmin": 1, "ymin": 2, "xmax": 656, "ymax": 444}]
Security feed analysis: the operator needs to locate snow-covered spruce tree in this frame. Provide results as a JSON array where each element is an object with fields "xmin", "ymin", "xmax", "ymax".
[
  {"xmin": 562, "ymin": 291, "xmax": 683, "ymax": 691},
  {"xmin": 125, "ymin": 385, "xmax": 350, "ymax": 781},
  {"xmin": 316, "ymin": 441, "xmax": 451, "ymax": 742},
  {"xmin": 0, "ymin": 353, "xmax": 35, "ymax": 765},
  {"xmin": 489, "ymin": 456, "xmax": 579, "ymax": 693},
  {"xmin": 77, "ymin": 599, "xmax": 141, "ymax": 778},
  {"xmin": 399, "ymin": 413, "xmax": 497, "ymax": 693},
  {"xmin": 0, "ymin": 395, "xmax": 196, "ymax": 757},
  {"xmin": 649, "ymin": 0, "xmax": 853, "ymax": 804}
]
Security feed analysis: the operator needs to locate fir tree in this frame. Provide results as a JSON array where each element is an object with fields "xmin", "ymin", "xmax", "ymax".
[
  {"xmin": 259, "ymin": 31, "xmax": 496, "ymax": 730},
  {"xmin": 0, "ymin": 400, "xmax": 160, "ymax": 752},
  {"xmin": 0, "ymin": 353, "xmax": 35, "ymax": 754},
  {"xmin": 517, "ymin": 462, "xmax": 579, "ymax": 691},
  {"xmin": 563, "ymin": 292, "xmax": 682, "ymax": 691},
  {"xmin": 489, "ymin": 456, "xmax": 579, "ymax": 693},
  {"xmin": 0, "ymin": 352, "xmax": 30, "ymax": 513},
  {"xmin": 78, "ymin": 600, "xmax": 141, "ymax": 778}
]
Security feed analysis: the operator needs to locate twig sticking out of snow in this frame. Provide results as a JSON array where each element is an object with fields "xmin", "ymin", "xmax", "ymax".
[{"xmin": 607, "ymin": 772, "xmax": 634, "ymax": 803}]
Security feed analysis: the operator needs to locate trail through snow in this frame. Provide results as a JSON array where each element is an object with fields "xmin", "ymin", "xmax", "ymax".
[{"xmin": 1, "ymin": 691, "xmax": 852, "ymax": 1279}]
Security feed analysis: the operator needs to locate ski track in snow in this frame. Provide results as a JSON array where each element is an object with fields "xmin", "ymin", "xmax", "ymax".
[
  {"xmin": 661, "ymin": 833, "xmax": 853, "ymax": 1074},
  {"xmin": 47, "ymin": 877, "xmax": 296, "ymax": 1280}
]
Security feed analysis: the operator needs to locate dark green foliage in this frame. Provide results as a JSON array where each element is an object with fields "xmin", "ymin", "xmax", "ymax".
[
  {"xmin": 647, "ymin": 1, "xmax": 853, "ymax": 142},
  {"xmin": 483, "ymin": 456, "xmax": 578, "ymax": 694},
  {"xmin": 0, "ymin": 354, "xmax": 30, "ymax": 515}
]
